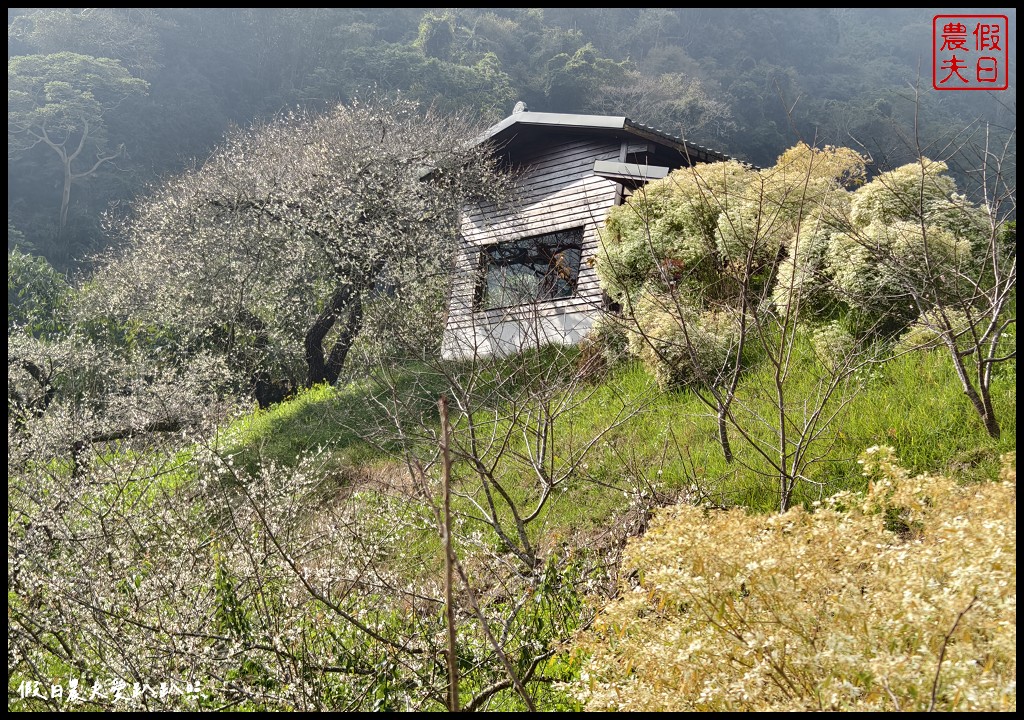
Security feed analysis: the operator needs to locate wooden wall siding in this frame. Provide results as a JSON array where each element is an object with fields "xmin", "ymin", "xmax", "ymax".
[{"xmin": 442, "ymin": 137, "xmax": 621, "ymax": 359}]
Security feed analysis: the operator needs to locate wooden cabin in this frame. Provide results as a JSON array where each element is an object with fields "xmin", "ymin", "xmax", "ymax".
[{"xmin": 441, "ymin": 104, "xmax": 741, "ymax": 360}]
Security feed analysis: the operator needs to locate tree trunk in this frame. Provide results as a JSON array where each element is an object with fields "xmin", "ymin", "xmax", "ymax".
[
  {"xmin": 779, "ymin": 476, "xmax": 794, "ymax": 513},
  {"xmin": 439, "ymin": 395, "xmax": 460, "ymax": 712},
  {"xmin": 978, "ymin": 387, "xmax": 1001, "ymax": 439},
  {"xmin": 977, "ymin": 359, "xmax": 1001, "ymax": 439},
  {"xmin": 60, "ymin": 159, "xmax": 72, "ymax": 236},
  {"xmin": 304, "ymin": 286, "xmax": 363, "ymax": 387},
  {"xmin": 717, "ymin": 405, "xmax": 733, "ymax": 463},
  {"xmin": 945, "ymin": 338, "xmax": 1001, "ymax": 439}
]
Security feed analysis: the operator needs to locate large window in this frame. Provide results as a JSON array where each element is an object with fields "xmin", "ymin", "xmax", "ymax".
[{"xmin": 475, "ymin": 228, "xmax": 583, "ymax": 310}]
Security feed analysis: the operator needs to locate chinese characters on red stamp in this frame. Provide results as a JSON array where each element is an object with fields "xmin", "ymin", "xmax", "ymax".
[{"xmin": 933, "ymin": 14, "xmax": 1009, "ymax": 90}]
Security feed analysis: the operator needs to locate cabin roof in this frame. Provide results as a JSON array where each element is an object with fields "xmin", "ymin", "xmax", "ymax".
[{"xmin": 475, "ymin": 110, "xmax": 748, "ymax": 167}]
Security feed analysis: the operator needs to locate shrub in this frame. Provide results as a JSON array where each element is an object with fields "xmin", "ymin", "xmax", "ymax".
[
  {"xmin": 827, "ymin": 160, "xmax": 990, "ymax": 335},
  {"xmin": 809, "ymin": 319, "xmax": 857, "ymax": 372},
  {"xmin": 565, "ymin": 448, "xmax": 1016, "ymax": 711},
  {"xmin": 771, "ymin": 215, "xmax": 838, "ymax": 319},
  {"xmin": 623, "ymin": 291, "xmax": 738, "ymax": 390},
  {"xmin": 575, "ymin": 313, "xmax": 631, "ymax": 382},
  {"xmin": 8, "ymin": 246, "xmax": 72, "ymax": 339},
  {"xmin": 896, "ymin": 308, "xmax": 973, "ymax": 353},
  {"xmin": 596, "ymin": 160, "xmax": 753, "ymax": 301}
]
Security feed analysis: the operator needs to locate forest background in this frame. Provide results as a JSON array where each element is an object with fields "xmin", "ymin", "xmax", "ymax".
[{"xmin": 8, "ymin": 8, "xmax": 1016, "ymax": 269}]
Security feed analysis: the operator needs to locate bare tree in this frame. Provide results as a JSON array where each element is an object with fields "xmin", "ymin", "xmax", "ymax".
[
  {"xmin": 596, "ymin": 143, "xmax": 887, "ymax": 511},
  {"xmin": 824, "ymin": 120, "xmax": 1016, "ymax": 439}
]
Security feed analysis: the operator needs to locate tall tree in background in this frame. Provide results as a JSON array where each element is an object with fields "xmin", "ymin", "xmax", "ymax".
[
  {"xmin": 8, "ymin": 52, "xmax": 148, "ymax": 262},
  {"xmin": 7, "ymin": 8, "xmax": 163, "ymax": 76}
]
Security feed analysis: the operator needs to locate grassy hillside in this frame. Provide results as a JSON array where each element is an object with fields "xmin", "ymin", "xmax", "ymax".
[{"xmin": 220, "ymin": 342, "xmax": 1014, "ymax": 521}]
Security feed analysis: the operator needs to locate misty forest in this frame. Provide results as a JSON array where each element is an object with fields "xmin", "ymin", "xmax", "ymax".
[{"xmin": 8, "ymin": 8, "xmax": 1017, "ymax": 712}]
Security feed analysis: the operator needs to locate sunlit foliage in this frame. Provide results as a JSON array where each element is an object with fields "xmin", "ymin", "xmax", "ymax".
[{"xmin": 566, "ymin": 449, "xmax": 1016, "ymax": 711}]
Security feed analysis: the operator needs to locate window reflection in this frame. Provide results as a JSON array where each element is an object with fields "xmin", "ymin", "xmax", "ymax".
[{"xmin": 476, "ymin": 228, "xmax": 583, "ymax": 310}]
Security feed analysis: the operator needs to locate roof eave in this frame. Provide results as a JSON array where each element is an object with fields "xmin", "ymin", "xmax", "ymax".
[
  {"xmin": 622, "ymin": 120, "xmax": 735, "ymax": 165},
  {"xmin": 473, "ymin": 110, "xmax": 755, "ymax": 168},
  {"xmin": 474, "ymin": 111, "xmax": 629, "ymax": 147}
]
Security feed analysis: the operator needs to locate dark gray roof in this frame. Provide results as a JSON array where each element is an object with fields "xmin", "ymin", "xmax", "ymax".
[{"xmin": 475, "ymin": 110, "xmax": 750, "ymax": 167}]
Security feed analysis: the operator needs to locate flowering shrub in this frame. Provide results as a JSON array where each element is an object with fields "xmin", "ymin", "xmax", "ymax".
[
  {"xmin": 596, "ymin": 160, "xmax": 752, "ymax": 300},
  {"xmin": 829, "ymin": 220, "xmax": 977, "ymax": 329},
  {"xmin": 896, "ymin": 308, "xmax": 973, "ymax": 353},
  {"xmin": 565, "ymin": 448, "xmax": 1016, "ymax": 711},
  {"xmin": 809, "ymin": 319, "xmax": 857, "ymax": 372},
  {"xmin": 597, "ymin": 145, "xmax": 869, "ymax": 391},
  {"xmin": 623, "ymin": 291, "xmax": 738, "ymax": 390},
  {"xmin": 771, "ymin": 214, "xmax": 838, "ymax": 318},
  {"xmin": 826, "ymin": 160, "xmax": 990, "ymax": 332}
]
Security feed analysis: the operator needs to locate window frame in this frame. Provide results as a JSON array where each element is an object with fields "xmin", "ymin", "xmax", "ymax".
[{"xmin": 473, "ymin": 226, "xmax": 585, "ymax": 312}]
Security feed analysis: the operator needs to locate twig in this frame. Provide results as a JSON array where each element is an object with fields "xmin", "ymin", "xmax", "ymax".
[{"xmin": 928, "ymin": 594, "xmax": 977, "ymax": 711}]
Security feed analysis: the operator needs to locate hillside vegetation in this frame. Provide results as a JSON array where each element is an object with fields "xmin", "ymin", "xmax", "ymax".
[
  {"xmin": 9, "ymin": 9, "xmax": 1015, "ymax": 269},
  {"xmin": 8, "ymin": 331, "xmax": 1015, "ymax": 709},
  {"xmin": 8, "ymin": 23, "xmax": 1016, "ymax": 706}
]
